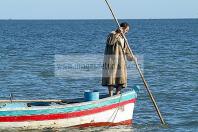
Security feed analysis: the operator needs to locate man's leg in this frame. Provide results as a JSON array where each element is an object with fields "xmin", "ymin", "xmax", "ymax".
[
  {"xmin": 116, "ymin": 85, "xmax": 122, "ymax": 95},
  {"xmin": 108, "ymin": 85, "xmax": 114, "ymax": 96}
]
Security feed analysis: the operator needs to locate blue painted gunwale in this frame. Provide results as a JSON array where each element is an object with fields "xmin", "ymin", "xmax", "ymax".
[{"xmin": 0, "ymin": 90, "xmax": 137, "ymax": 117}]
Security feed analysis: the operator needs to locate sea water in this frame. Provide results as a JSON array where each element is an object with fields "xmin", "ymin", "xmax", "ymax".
[{"xmin": 0, "ymin": 19, "xmax": 197, "ymax": 131}]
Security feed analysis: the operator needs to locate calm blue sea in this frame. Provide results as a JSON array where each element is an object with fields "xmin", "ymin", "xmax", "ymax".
[{"xmin": 0, "ymin": 19, "xmax": 197, "ymax": 132}]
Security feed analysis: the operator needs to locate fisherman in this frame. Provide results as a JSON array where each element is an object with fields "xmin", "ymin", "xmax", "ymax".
[{"xmin": 102, "ymin": 22, "xmax": 137, "ymax": 96}]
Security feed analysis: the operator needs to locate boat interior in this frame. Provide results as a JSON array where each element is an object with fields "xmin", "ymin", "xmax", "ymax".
[{"xmin": 0, "ymin": 94, "xmax": 110, "ymax": 109}]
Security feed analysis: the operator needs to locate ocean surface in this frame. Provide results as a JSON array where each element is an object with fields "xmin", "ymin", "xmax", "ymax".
[{"xmin": 0, "ymin": 19, "xmax": 197, "ymax": 132}]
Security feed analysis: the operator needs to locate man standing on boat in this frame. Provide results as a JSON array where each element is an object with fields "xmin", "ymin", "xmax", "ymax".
[{"xmin": 102, "ymin": 22, "xmax": 136, "ymax": 96}]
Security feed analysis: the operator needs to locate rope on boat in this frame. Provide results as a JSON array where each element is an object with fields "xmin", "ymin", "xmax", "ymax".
[{"xmin": 93, "ymin": 92, "xmax": 123, "ymax": 131}]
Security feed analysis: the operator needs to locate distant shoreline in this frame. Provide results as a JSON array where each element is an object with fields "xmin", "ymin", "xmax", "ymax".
[{"xmin": 0, "ymin": 18, "xmax": 197, "ymax": 21}]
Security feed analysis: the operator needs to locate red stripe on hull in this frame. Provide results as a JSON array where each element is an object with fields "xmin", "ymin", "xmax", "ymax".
[
  {"xmin": 0, "ymin": 99, "xmax": 136, "ymax": 122},
  {"xmin": 73, "ymin": 119, "xmax": 132, "ymax": 128}
]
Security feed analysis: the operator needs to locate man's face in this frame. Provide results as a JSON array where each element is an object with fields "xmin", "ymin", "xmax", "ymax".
[{"xmin": 123, "ymin": 26, "xmax": 130, "ymax": 34}]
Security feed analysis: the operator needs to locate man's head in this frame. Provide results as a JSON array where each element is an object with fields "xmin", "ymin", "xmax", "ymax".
[{"xmin": 120, "ymin": 22, "xmax": 130, "ymax": 34}]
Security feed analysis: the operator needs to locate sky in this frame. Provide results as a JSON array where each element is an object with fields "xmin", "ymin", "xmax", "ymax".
[{"xmin": 0, "ymin": 0, "xmax": 197, "ymax": 19}]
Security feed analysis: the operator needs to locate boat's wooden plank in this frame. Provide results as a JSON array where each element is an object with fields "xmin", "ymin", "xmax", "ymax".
[
  {"xmin": 0, "ymin": 98, "xmax": 84, "ymax": 104},
  {"xmin": 0, "ymin": 94, "xmax": 109, "ymax": 103},
  {"xmin": 0, "ymin": 99, "xmax": 63, "ymax": 103}
]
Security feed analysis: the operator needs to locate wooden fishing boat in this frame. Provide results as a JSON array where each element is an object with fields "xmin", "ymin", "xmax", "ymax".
[{"xmin": 0, "ymin": 88, "xmax": 138, "ymax": 130}]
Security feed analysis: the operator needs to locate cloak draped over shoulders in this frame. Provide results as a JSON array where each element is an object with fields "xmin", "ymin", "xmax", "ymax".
[{"xmin": 102, "ymin": 31, "xmax": 134, "ymax": 88}]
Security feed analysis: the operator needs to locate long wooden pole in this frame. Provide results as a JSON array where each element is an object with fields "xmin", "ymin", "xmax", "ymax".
[{"xmin": 104, "ymin": 0, "xmax": 166, "ymax": 125}]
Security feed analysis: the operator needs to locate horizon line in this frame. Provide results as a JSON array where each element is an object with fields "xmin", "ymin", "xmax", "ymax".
[{"xmin": 0, "ymin": 18, "xmax": 197, "ymax": 21}]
